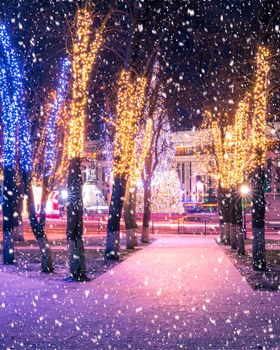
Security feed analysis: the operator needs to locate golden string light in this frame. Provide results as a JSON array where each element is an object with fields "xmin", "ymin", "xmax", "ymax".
[
  {"xmin": 55, "ymin": 103, "xmax": 71, "ymax": 185},
  {"xmin": 232, "ymin": 92, "xmax": 251, "ymax": 185},
  {"xmin": 209, "ymin": 99, "xmax": 251, "ymax": 190},
  {"xmin": 206, "ymin": 111, "xmax": 233, "ymax": 189},
  {"xmin": 113, "ymin": 70, "xmax": 147, "ymax": 177},
  {"xmin": 221, "ymin": 124, "xmax": 235, "ymax": 189},
  {"xmin": 68, "ymin": 8, "xmax": 104, "ymax": 159},
  {"xmin": 252, "ymin": 46, "xmax": 270, "ymax": 166},
  {"xmin": 202, "ymin": 47, "xmax": 270, "ymax": 192},
  {"xmin": 131, "ymin": 118, "xmax": 153, "ymax": 186}
]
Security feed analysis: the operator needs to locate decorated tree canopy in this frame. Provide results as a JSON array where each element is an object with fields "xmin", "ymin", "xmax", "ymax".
[
  {"xmin": 0, "ymin": 24, "xmax": 28, "ymax": 171},
  {"xmin": 112, "ymin": 70, "xmax": 146, "ymax": 178},
  {"xmin": 68, "ymin": 7, "xmax": 104, "ymax": 160},
  {"xmin": 203, "ymin": 46, "xmax": 271, "ymax": 190},
  {"xmin": 252, "ymin": 46, "xmax": 270, "ymax": 167},
  {"xmin": 32, "ymin": 59, "xmax": 70, "ymax": 188}
]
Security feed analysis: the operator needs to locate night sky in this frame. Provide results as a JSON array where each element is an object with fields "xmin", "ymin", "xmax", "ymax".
[{"xmin": 0, "ymin": 0, "xmax": 279, "ymax": 137}]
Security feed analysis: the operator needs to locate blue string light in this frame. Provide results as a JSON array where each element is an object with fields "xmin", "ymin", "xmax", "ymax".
[
  {"xmin": 0, "ymin": 24, "xmax": 31, "ymax": 173},
  {"xmin": 45, "ymin": 58, "xmax": 70, "ymax": 176},
  {"xmin": 0, "ymin": 25, "xmax": 70, "ymax": 183},
  {"xmin": 0, "ymin": 25, "xmax": 19, "ymax": 169}
]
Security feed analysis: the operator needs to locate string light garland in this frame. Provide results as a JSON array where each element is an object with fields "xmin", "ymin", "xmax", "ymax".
[
  {"xmin": 205, "ymin": 46, "xmax": 270, "ymax": 189},
  {"xmin": 137, "ymin": 166, "xmax": 184, "ymax": 214},
  {"xmin": 55, "ymin": 103, "xmax": 71, "ymax": 185},
  {"xmin": 201, "ymin": 47, "xmax": 270, "ymax": 193},
  {"xmin": 45, "ymin": 58, "xmax": 70, "ymax": 176},
  {"xmin": 131, "ymin": 118, "xmax": 153, "ymax": 186},
  {"xmin": 68, "ymin": 8, "xmax": 104, "ymax": 159},
  {"xmin": 32, "ymin": 91, "xmax": 56, "ymax": 185},
  {"xmin": 211, "ymin": 119, "xmax": 223, "ymax": 181},
  {"xmin": 113, "ymin": 70, "xmax": 147, "ymax": 177},
  {"xmin": 252, "ymin": 46, "xmax": 270, "ymax": 166},
  {"xmin": 0, "ymin": 24, "xmax": 21, "ymax": 169},
  {"xmin": 205, "ymin": 111, "xmax": 232, "ymax": 188},
  {"xmin": 207, "ymin": 104, "xmax": 251, "ymax": 190},
  {"xmin": 232, "ymin": 92, "xmax": 251, "ymax": 185},
  {"xmin": 0, "ymin": 25, "xmax": 32, "ymax": 174}
]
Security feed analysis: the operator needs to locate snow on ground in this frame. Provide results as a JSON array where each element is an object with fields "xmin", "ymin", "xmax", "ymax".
[{"xmin": 0, "ymin": 235, "xmax": 279, "ymax": 349}]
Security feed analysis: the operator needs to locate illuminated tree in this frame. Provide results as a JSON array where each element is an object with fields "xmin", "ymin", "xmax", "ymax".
[
  {"xmin": 54, "ymin": 103, "xmax": 71, "ymax": 186},
  {"xmin": 67, "ymin": 6, "xmax": 110, "ymax": 279},
  {"xmin": 231, "ymin": 93, "xmax": 251, "ymax": 255},
  {"xmin": 250, "ymin": 46, "xmax": 270, "ymax": 271},
  {"xmin": 30, "ymin": 57, "xmax": 70, "ymax": 249},
  {"xmin": 12, "ymin": 144, "xmax": 24, "ymax": 242},
  {"xmin": 204, "ymin": 111, "xmax": 231, "ymax": 245},
  {"xmin": 137, "ymin": 162, "xmax": 184, "ymax": 214},
  {"xmin": 39, "ymin": 59, "xmax": 70, "ymax": 229},
  {"xmin": 124, "ymin": 118, "xmax": 153, "ymax": 249},
  {"xmin": 204, "ymin": 45, "xmax": 271, "ymax": 264},
  {"xmin": 0, "ymin": 24, "xmax": 54, "ymax": 271},
  {"xmin": 203, "ymin": 105, "xmax": 249, "ymax": 254},
  {"xmin": 105, "ymin": 69, "xmax": 146, "ymax": 259},
  {"xmin": 32, "ymin": 92, "xmax": 55, "ymax": 185},
  {"xmin": 217, "ymin": 95, "xmax": 251, "ymax": 255},
  {"xmin": 103, "ymin": 0, "xmax": 180, "ymax": 250},
  {"xmin": 139, "ymin": 64, "xmax": 172, "ymax": 243},
  {"xmin": 0, "ymin": 24, "xmax": 18, "ymax": 264}
]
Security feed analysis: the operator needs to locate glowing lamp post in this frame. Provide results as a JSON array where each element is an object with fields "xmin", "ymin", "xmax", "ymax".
[
  {"xmin": 240, "ymin": 184, "xmax": 250, "ymax": 239},
  {"xmin": 196, "ymin": 181, "xmax": 204, "ymax": 203}
]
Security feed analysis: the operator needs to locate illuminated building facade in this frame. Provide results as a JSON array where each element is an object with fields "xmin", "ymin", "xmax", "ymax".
[
  {"xmin": 83, "ymin": 127, "xmax": 280, "ymax": 214},
  {"xmin": 84, "ymin": 129, "xmax": 217, "ymax": 208},
  {"xmin": 171, "ymin": 129, "xmax": 216, "ymax": 205}
]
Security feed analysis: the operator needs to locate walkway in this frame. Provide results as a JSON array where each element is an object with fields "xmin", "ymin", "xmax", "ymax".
[{"xmin": 0, "ymin": 235, "xmax": 279, "ymax": 350}]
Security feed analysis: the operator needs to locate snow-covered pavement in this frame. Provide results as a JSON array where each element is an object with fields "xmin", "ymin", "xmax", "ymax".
[{"xmin": 0, "ymin": 235, "xmax": 279, "ymax": 349}]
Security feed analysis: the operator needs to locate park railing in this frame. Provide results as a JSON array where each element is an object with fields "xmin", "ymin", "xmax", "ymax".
[
  {"xmin": 0, "ymin": 217, "xmax": 279, "ymax": 241},
  {"xmin": 0, "ymin": 217, "xmax": 220, "ymax": 239},
  {"xmin": 149, "ymin": 220, "xmax": 219, "ymax": 235}
]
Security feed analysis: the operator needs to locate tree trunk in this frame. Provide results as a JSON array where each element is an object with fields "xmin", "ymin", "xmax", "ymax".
[
  {"xmin": 217, "ymin": 185, "xmax": 226, "ymax": 243},
  {"xmin": 141, "ymin": 179, "xmax": 152, "ymax": 243},
  {"xmin": 124, "ymin": 180, "xmax": 138, "ymax": 249},
  {"xmin": 235, "ymin": 194, "xmax": 245, "ymax": 255},
  {"xmin": 2, "ymin": 167, "xmax": 16, "ymax": 264},
  {"xmin": 105, "ymin": 174, "xmax": 126, "ymax": 260},
  {"xmin": 252, "ymin": 167, "xmax": 266, "ymax": 271},
  {"xmin": 229, "ymin": 190, "xmax": 237, "ymax": 250},
  {"xmin": 22, "ymin": 170, "xmax": 54, "ymax": 273},
  {"xmin": 66, "ymin": 158, "xmax": 87, "ymax": 280},
  {"xmin": 39, "ymin": 176, "xmax": 49, "ymax": 231},
  {"xmin": 13, "ymin": 192, "xmax": 24, "ymax": 242},
  {"xmin": 223, "ymin": 192, "xmax": 231, "ymax": 245},
  {"xmin": 131, "ymin": 186, "xmax": 138, "ymax": 247}
]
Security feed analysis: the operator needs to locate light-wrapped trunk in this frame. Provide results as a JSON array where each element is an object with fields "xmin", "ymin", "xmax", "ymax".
[
  {"xmin": 66, "ymin": 158, "xmax": 87, "ymax": 280},
  {"xmin": 2, "ymin": 167, "xmax": 16, "ymax": 264},
  {"xmin": 217, "ymin": 185, "xmax": 226, "ymax": 243},
  {"xmin": 141, "ymin": 179, "xmax": 152, "ymax": 243},
  {"xmin": 229, "ymin": 191, "xmax": 237, "ymax": 250},
  {"xmin": 124, "ymin": 180, "xmax": 138, "ymax": 249},
  {"xmin": 105, "ymin": 175, "xmax": 127, "ymax": 260},
  {"xmin": 223, "ymin": 192, "xmax": 231, "ymax": 245},
  {"xmin": 13, "ymin": 192, "xmax": 24, "ymax": 242},
  {"xmin": 236, "ymin": 195, "xmax": 245, "ymax": 255},
  {"xmin": 252, "ymin": 167, "xmax": 266, "ymax": 271}
]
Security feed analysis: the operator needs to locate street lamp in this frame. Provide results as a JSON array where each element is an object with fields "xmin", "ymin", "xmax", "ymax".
[
  {"xmin": 240, "ymin": 184, "xmax": 250, "ymax": 239},
  {"xmin": 61, "ymin": 190, "xmax": 68, "ymax": 199}
]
